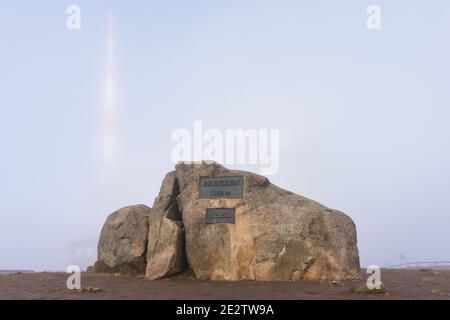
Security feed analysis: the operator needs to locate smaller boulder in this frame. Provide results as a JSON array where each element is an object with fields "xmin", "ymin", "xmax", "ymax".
[{"xmin": 95, "ymin": 205, "xmax": 150, "ymax": 275}]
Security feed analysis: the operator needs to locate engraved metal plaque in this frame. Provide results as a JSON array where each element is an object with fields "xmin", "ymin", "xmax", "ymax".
[
  {"xmin": 206, "ymin": 208, "xmax": 235, "ymax": 224},
  {"xmin": 199, "ymin": 176, "xmax": 243, "ymax": 198}
]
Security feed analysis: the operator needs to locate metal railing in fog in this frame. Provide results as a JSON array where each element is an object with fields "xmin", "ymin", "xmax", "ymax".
[{"xmin": 386, "ymin": 261, "xmax": 450, "ymax": 269}]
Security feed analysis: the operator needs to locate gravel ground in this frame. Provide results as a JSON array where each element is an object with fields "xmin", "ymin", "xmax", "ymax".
[{"xmin": 1, "ymin": 269, "xmax": 450, "ymax": 300}]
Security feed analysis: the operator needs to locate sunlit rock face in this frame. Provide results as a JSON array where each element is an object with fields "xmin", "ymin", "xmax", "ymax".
[
  {"xmin": 145, "ymin": 162, "xmax": 361, "ymax": 282},
  {"xmin": 145, "ymin": 172, "xmax": 187, "ymax": 280}
]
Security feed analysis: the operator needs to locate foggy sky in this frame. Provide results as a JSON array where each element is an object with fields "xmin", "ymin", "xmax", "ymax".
[{"xmin": 1, "ymin": 0, "xmax": 450, "ymax": 271}]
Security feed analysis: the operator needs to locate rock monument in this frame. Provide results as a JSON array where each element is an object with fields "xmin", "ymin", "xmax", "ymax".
[{"xmin": 96, "ymin": 162, "xmax": 361, "ymax": 282}]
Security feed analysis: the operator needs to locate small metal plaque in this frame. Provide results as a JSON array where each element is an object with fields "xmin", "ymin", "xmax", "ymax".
[
  {"xmin": 199, "ymin": 176, "xmax": 243, "ymax": 198},
  {"xmin": 206, "ymin": 208, "xmax": 235, "ymax": 224}
]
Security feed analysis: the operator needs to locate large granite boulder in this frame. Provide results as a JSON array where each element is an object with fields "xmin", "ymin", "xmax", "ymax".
[
  {"xmin": 95, "ymin": 205, "xmax": 150, "ymax": 274},
  {"xmin": 145, "ymin": 172, "xmax": 187, "ymax": 279},
  {"xmin": 146, "ymin": 162, "xmax": 360, "ymax": 282}
]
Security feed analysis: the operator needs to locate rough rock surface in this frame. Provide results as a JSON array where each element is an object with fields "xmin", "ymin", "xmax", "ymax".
[
  {"xmin": 146, "ymin": 162, "xmax": 360, "ymax": 282},
  {"xmin": 145, "ymin": 172, "xmax": 187, "ymax": 279},
  {"xmin": 95, "ymin": 205, "xmax": 150, "ymax": 274}
]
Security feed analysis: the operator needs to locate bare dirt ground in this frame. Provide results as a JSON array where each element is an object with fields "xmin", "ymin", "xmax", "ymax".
[{"xmin": 1, "ymin": 269, "xmax": 450, "ymax": 300}]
